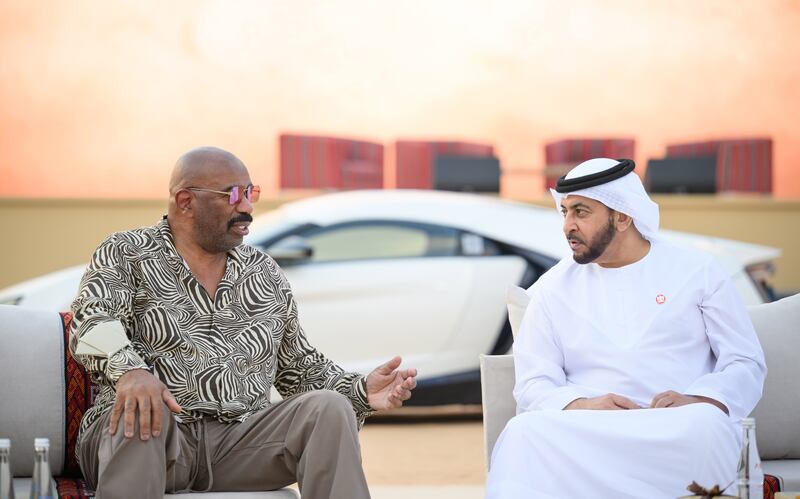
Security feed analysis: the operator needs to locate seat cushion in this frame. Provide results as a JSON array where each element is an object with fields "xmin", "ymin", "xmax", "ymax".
[
  {"xmin": 62, "ymin": 312, "xmax": 96, "ymax": 478},
  {"xmin": 749, "ymin": 293, "xmax": 800, "ymax": 459},
  {"xmin": 479, "ymin": 354, "xmax": 516, "ymax": 470},
  {"xmin": 505, "ymin": 285, "xmax": 531, "ymax": 339},
  {"xmin": 765, "ymin": 473, "xmax": 783, "ymax": 498},
  {"xmin": 764, "ymin": 460, "xmax": 800, "ymax": 492},
  {"xmin": 0, "ymin": 305, "xmax": 67, "ymax": 476}
]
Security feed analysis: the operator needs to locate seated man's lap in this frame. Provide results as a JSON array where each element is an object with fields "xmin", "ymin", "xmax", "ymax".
[
  {"xmin": 491, "ymin": 404, "xmax": 740, "ymax": 497},
  {"xmin": 78, "ymin": 390, "xmax": 358, "ymax": 492}
]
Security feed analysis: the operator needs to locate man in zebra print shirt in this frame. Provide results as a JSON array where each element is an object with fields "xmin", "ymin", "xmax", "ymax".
[{"xmin": 70, "ymin": 147, "xmax": 417, "ymax": 499}]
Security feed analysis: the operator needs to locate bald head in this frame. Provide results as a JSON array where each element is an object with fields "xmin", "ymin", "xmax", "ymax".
[
  {"xmin": 167, "ymin": 147, "xmax": 255, "ymax": 254},
  {"xmin": 169, "ymin": 147, "xmax": 247, "ymax": 195}
]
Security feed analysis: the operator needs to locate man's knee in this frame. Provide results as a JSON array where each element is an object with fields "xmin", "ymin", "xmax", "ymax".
[
  {"xmin": 502, "ymin": 412, "xmax": 535, "ymax": 437},
  {"xmin": 298, "ymin": 390, "xmax": 356, "ymax": 423},
  {"xmin": 682, "ymin": 403, "xmax": 735, "ymax": 443},
  {"xmin": 119, "ymin": 401, "xmax": 177, "ymax": 440},
  {"xmin": 156, "ymin": 401, "xmax": 177, "ymax": 429},
  {"xmin": 302, "ymin": 389, "xmax": 352, "ymax": 409},
  {"xmin": 97, "ymin": 401, "xmax": 178, "ymax": 459}
]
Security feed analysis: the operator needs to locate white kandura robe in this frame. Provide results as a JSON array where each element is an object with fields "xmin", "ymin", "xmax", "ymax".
[{"xmin": 486, "ymin": 240, "xmax": 766, "ymax": 499}]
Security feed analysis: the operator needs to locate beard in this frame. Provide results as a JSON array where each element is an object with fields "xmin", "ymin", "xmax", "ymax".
[
  {"xmin": 193, "ymin": 212, "xmax": 253, "ymax": 254},
  {"xmin": 568, "ymin": 216, "xmax": 616, "ymax": 264}
]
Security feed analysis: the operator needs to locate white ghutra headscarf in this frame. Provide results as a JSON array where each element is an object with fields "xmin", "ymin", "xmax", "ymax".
[{"xmin": 549, "ymin": 158, "xmax": 660, "ymax": 241}]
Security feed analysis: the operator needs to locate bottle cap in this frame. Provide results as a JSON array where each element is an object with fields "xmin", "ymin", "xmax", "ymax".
[
  {"xmin": 0, "ymin": 438, "xmax": 9, "ymax": 449},
  {"xmin": 34, "ymin": 438, "xmax": 50, "ymax": 448}
]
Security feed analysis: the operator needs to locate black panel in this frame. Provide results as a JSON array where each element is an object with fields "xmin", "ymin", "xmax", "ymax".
[
  {"xmin": 403, "ymin": 370, "xmax": 482, "ymax": 406},
  {"xmin": 433, "ymin": 155, "xmax": 501, "ymax": 193},
  {"xmin": 645, "ymin": 157, "xmax": 717, "ymax": 194}
]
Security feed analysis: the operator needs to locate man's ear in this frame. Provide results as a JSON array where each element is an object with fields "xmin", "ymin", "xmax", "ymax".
[
  {"xmin": 615, "ymin": 212, "xmax": 634, "ymax": 232},
  {"xmin": 175, "ymin": 190, "xmax": 193, "ymax": 214}
]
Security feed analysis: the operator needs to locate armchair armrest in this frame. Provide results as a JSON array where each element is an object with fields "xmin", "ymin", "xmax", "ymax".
[{"xmin": 479, "ymin": 354, "xmax": 516, "ymax": 471}]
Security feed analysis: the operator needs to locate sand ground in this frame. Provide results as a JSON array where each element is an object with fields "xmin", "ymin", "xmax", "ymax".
[
  {"xmin": 280, "ymin": 420, "xmax": 487, "ymax": 498},
  {"xmin": 360, "ymin": 421, "xmax": 486, "ymax": 485}
]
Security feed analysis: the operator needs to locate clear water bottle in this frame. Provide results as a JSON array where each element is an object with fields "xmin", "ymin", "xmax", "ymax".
[
  {"xmin": 29, "ymin": 439, "xmax": 55, "ymax": 499},
  {"xmin": 737, "ymin": 477, "xmax": 749, "ymax": 499},
  {"xmin": 0, "ymin": 438, "xmax": 14, "ymax": 499},
  {"xmin": 737, "ymin": 418, "xmax": 764, "ymax": 499}
]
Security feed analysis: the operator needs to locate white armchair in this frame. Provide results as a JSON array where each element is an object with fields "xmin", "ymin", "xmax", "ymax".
[
  {"xmin": 480, "ymin": 291, "xmax": 800, "ymax": 491},
  {"xmin": 0, "ymin": 305, "xmax": 299, "ymax": 498}
]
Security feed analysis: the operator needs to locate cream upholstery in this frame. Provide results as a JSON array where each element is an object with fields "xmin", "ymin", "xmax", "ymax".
[{"xmin": 0, "ymin": 305, "xmax": 66, "ymax": 476}]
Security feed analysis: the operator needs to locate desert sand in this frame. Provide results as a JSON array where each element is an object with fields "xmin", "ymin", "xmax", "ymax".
[{"xmin": 360, "ymin": 421, "xmax": 486, "ymax": 485}]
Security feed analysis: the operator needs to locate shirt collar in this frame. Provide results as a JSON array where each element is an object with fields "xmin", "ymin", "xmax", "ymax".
[{"xmin": 158, "ymin": 216, "xmax": 183, "ymax": 264}]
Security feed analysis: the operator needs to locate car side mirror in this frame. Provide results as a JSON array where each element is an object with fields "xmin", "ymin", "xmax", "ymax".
[{"xmin": 266, "ymin": 235, "xmax": 314, "ymax": 264}]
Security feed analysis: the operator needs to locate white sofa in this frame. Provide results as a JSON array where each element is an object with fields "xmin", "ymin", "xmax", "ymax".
[
  {"xmin": 480, "ymin": 291, "xmax": 800, "ymax": 491},
  {"xmin": 0, "ymin": 304, "xmax": 298, "ymax": 498}
]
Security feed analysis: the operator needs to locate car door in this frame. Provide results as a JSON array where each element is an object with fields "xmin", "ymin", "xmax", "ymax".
[{"xmin": 261, "ymin": 220, "xmax": 527, "ymax": 378}]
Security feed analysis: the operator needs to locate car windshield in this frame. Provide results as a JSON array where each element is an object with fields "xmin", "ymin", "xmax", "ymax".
[{"xmin": 244, "ymin": 208, "xmax": 301, "ymax": 244}]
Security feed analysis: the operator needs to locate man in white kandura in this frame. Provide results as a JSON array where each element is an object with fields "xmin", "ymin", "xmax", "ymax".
[{"xmin": 485, "ymin": 158, "xmax": 766, "ymax": 498}]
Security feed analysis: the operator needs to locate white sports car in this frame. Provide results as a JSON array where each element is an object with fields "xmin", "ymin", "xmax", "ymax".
[{"xmin": 0, "ymin": 190, "xmax": 780, "ymax": 406}]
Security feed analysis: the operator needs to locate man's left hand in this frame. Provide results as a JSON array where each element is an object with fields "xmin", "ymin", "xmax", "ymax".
[
  {"xmin": 366, "ymin": 356, "xmax": 417, "ymax": 411},
  {"xmin": 649, "ymin": 390, "xmax": 728, "ymax": 414}
]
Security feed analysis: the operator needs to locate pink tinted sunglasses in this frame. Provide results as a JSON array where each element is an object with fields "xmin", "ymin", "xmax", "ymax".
[{"xmin": 186, "ymin": 185, "xmax": 261, "ymax": 205}]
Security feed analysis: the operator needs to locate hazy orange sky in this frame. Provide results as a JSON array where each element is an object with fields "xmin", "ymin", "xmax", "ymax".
[{"xmin": 1, "ymin": 0, "xmax": 799, "ymax": 198}]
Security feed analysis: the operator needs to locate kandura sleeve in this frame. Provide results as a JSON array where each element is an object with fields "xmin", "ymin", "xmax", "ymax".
[
  {"xmin": 684, "ymin": 259, "xmax": 767, "ymax": 421},
  {"xmin": 270, "ymin": 261, "xmax": 373, "ymax": 426},
  {"xmin": 513, "ymin": 288, "xmax": 589, "ymax": 412},
  {"xmin": 69, "ymin": 234, "xmax": 148, "ymax": 385}
]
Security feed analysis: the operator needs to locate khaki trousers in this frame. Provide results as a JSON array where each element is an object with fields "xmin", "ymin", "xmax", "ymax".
[{"xmin": 77, "ymin": 390, "xmax": 371, "ymax": 499}]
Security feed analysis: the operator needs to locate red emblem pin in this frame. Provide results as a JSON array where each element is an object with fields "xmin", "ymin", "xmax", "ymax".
[{"xmin": 656, "ymin": 294, "xmax": 666, "ymax": 305}]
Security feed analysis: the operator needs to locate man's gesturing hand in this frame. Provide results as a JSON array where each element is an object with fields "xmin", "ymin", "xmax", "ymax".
[
  {"xmin": 110, "ymin": 369, "xmax": 182, "ymax": 440},
  {"xmin": 564, "ymin": 393, "xmax": 642, "ymax": 410},
  {"xmin": 366, "ymin": 356, "xmax": 417, "ymax": 411},
  {"xmin": 649, "ymin": 390, "xmax": 728, "ymax": 414}
]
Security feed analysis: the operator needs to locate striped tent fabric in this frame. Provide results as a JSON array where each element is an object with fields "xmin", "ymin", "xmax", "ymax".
[
  {"xmin": 665, "ymin": 138, "xmax": 772, "ymax": 194},
  {"xmin": 543, "ymin": 138, "xmax": 636, "ymax": 189},
  {"xmin": 395, "ymin": 140, "xmax": 495, "ymax": 189},
  {"xmin": 279, "ymin": 134, "xmax": 384, "ymax": 190}
]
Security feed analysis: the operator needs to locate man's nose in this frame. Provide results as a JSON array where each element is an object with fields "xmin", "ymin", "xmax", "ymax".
[
  {"xmin": 237, "ymin": 195, "xmax": 254, "ymax": 214},
  {"xmin": 563, "ymin": 214, "xmax": 576, "ymax": 234}
]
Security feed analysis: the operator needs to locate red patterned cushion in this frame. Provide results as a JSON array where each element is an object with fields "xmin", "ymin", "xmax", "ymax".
[
  {"xmin": 59, "ymin": 312, "xmax": 96, "ymax": 479},
  {"xmin": 55, "ymin": 477, "xmax": 95, "ymax": 499},
  {"xmin": 764, "ymin": 473, "xmax": 782, "ymax": 498}
]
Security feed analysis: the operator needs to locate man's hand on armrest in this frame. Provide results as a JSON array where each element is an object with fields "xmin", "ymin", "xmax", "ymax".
[
  {"xmin": 110, "ymin": 369, "xmax": 182, "ymax": 441},
  {"xmin": 649, "ymin": 390, "xmax": 729, "ymax": 414},
  {"xmin": 564, "ymin": 394, "xmax": 642, "ymax": 410}
]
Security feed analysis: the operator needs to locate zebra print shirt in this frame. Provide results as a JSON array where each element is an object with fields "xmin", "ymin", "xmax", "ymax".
[{"xmin": 70, "ymin": 217, "xmax": 372, "ymax": 437}]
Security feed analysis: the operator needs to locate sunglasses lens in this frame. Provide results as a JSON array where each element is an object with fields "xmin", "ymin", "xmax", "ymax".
[
  {"xmin": 229, "ymin": 187, "xmax": 240, "ymax": 205},
  {"xmin": 250, "ymin": 186, "xmax": 260, "ymax": 203}
]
